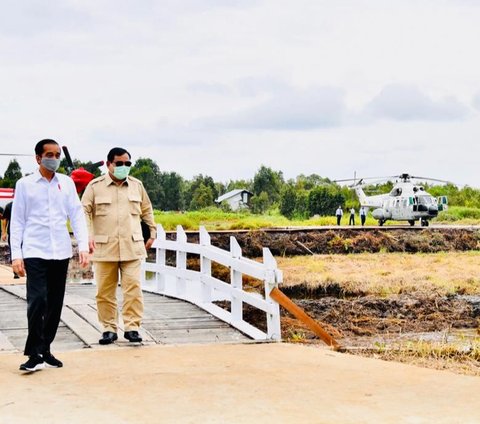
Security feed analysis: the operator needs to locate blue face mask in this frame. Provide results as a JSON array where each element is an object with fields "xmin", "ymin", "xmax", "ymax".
[
  {"xmin": 113, "ymin": 165, "xmax": 131, "ymax": 180},
  {"xmin": 41, "ymin": 157, "xmax": 60, "ymax": 172}
]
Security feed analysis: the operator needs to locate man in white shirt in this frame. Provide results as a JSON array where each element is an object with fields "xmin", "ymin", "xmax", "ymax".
[
  {"xmin": 335, "ymin": 206, "xmax": 343, "ymax": 226},
  {"xmin": 360, "ymin": 206, "xmax": 367, "ymax": 226},
  {"xmin": 11, "ymin": 139, "xmax": 90, "ymax": 372},
  {"xmin": 349, "ymin": 207, "xmax": 356, "ymax": 225}
]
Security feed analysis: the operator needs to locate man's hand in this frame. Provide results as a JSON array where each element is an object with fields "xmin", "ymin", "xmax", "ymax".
[
  {"xmin": 1, "ymin": 234, "xmax": 6, "ymax": 242},
  {"xmin": 78, "ymin": 251, "xmax": 90, "ymax": 268},
  {"xmin": 88, "ymin": 238, "xmax": 96, "ymax": 254},
  {"xmin": 145, "ymin": 238, "xmax": 155, "ymax": 250},
  {"xmin": 12, "ymin": 259, "xmax": 26, "ymax": 277}
]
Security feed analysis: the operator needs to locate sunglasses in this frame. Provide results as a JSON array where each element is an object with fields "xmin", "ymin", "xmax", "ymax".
[{"xmin": 113, "ymin": 161, "xmax": 132, "ymax": 167}]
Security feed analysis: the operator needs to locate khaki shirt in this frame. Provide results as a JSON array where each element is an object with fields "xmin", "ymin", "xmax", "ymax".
[{"xmin": 82, "ymin": 173, "xmax": 157, "ymax": 262}]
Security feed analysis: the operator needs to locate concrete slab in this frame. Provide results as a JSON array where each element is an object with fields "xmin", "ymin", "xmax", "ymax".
[{"xmin": 1, "ymin": 343, "xmax": 479, "ymax": 423}]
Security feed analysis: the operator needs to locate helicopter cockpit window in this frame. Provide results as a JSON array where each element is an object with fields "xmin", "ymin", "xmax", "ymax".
[
  {"xmin": 390, "ymin": 187, "xmax": 402, "ymax": 196},
  {"xmin": 418, "ymin": 196, "xmax": 432, "ymax": 205}
]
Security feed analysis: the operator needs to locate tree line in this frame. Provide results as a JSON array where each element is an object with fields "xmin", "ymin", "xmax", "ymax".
[{"xmin": 1, "ymin": 158, "xmax": 479, "ymax": 217}]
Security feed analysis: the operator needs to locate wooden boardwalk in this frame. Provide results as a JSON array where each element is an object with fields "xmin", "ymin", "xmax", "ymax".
[{"xmin": 0, "ymin": 283, "xmax": 249, "ymax": 353}]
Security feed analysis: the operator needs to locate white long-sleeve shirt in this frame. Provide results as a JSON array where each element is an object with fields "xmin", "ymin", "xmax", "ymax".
[{"xmin": 10, "ymin": 170, "xmax": 89, "ymax": 260}]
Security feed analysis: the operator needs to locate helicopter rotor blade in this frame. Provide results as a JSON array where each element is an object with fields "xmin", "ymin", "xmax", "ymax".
[
  {"xmin": 0, "ymin": 153, "xmax": 32, "ymax": 156},
  {"xmin": 409, "ymin": 175, "xmax": 453, "ymax": 184}
]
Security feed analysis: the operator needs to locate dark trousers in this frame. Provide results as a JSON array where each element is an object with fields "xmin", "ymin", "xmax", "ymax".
[
  {"xmin": 336, "ymin": 215, "xmax": 342, "ymax": 225},
  {"xmin": 349, "ymin": 214, "xmax": 355, "ymax": 225},
  {"xmin": 361, "ymin": 215, "xmax": 366, "ymax": 226},
  {"xmin": 23, "ymin": 258, "xmax": 69, "ymax": 356}
]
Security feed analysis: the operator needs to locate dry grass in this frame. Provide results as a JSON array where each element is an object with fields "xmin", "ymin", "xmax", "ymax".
[
  {"xmin": 358, "ymin": 336, "xmax": 480, "ymax": 376},
  {"xmin": 277, "ymin": 251, "xmax": 480, "ymax": 297}
]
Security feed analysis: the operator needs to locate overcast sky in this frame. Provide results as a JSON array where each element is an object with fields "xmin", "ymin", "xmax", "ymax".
[{"xmin": 1, "ymin": 0, "xmax": 479, "ymax": 186}]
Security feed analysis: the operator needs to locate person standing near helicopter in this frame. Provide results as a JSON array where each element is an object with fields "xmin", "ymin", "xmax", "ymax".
[
  {"xmin": 349, "ymin": 207, "xmax": 356, "ymax": 225},
  {"xmin": 360, "ymin": 206, "xmax": 367, "ymax": 226},
  {"xmin": 335, "ymin": 206, "xmax": 343, "ymax": 226}
]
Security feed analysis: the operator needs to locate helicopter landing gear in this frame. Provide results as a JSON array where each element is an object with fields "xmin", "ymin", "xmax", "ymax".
[
  {"xmin": 421, "ymin": 219, "xmax": 429, "ymax": 227},
  {"xmin": 408, "ymin": 220, "xmax": 415, "ymax": 226},
  {"xmin": 378, "ymin": 219, "xmax": 384, "ymax": 226}
]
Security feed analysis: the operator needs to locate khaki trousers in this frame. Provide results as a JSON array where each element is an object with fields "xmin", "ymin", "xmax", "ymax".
[{"xmin": 94, "ymin": 260, "xmax": 143, "ymax": 332}]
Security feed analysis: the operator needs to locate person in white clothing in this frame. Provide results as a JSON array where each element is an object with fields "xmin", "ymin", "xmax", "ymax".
[
  {"xmin": 335, "ymin": 206, "xmax": 343, "ymax": 226},
  {"xmin": 360, "ymin": 206, "xmax": 367, "ymax": 226},
  {"xmin": 11, "ymin": 139, "xmax": 90, "ymax": 372},
  {"xmin": 349, "ymin": 207, "xmax": 356, "ymax": 225}
]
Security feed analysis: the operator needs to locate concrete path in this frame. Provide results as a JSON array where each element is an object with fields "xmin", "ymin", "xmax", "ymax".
[
  {"xmin": 1, "ymin": 264, "xmax": 480, "ymax": 423},
  {"xmin": 1, "ymin": 343, "xmax": 480, "ymax": 423}
]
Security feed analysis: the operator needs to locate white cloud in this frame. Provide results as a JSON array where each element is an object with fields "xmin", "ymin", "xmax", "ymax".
[
  {"xmin": 364, "ymin": 84, "xmax": 470, "ymax": 122},
  {"xmin": 202, "ymin": 85, "xmax": 346, "ymax": 130},
  {"xmin": 1, "ymin": 0, "xmax": 480, "ymax": 186}
]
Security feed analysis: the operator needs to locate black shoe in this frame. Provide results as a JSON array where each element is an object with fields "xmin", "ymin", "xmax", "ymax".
[
  {"xmin": 20, "ymin": 355, "xmax": 45, "ymax": 372},
  {"xmin": 43, "ymin": 352, "xmax": 63, "ymax": 368},
  {"xmin": 124, "ymin": 331, "xmax": 142, "ymax": 343},
  {"xmin": 99, "ymin": 331, "xmax": 118, "ymax": 345},
  {"xmin": 13, "ymin": 273, "xmax": 20, "ymax": 279}
]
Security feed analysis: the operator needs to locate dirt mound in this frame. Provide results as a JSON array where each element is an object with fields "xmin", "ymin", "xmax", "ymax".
[
  {"xmin": 180, "ymin": 228, "xmax": 480, "ymax": 257},
  {"xmin": 295, "ymin": 295, "xmax": 478, "ymax": 337}
]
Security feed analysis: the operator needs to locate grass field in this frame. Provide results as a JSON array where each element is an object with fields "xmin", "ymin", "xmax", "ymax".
[
  {"xmin": 154, "ymin": 206, "xmax": 480, "ymax": 231},
  {"xmin": 275, "ymin": 251, "xmax": 480, "ymax": 375},
  {"xmin": 277, "ymin": 251, "xmax": 480, "ymax": 297}
]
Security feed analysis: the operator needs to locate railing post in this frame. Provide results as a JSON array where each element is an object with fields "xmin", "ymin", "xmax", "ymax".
[
  {"xmin": 199, "ymin": 226, "xmax": 212, "ymax": 304},
  {"xmin": 176, "ymin": 225, "xmax": 187, "ymax": 299},
  {"xmin": 230, "ymin": 237, "xmax": 243, "ymax": 321},
  {"xmin": 263, "ymin": 247, "xmax": 282, "ymax": 340},
  {"xmin": 154, "ymin": 224, "xmax": 166, "ymax": 293}
]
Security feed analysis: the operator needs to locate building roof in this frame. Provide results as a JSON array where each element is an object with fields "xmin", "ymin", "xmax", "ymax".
[{"xmin": 215, "ymin": 189, "xmax": 252, "ymax": 203}]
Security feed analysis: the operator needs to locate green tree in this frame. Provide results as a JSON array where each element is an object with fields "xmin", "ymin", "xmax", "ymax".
[
  {"xmin": 294, "ymin": 189, "xmax": 309, "ymax": 219},
  {"xmin": 131, "ymin": 158, "xmax": 163, "ymax": 209},
  {"xmin": 226, "ymin": 179, "xmax": 252, "ymax": 192},
  {"xmin": 295, "ymin": 174, "xmax": 331, "ymax": 190},
  {"xmin": 190, "ymin": 183, "xmax": 214, "ymax": 210},
  {"xmin": 279, "ymin": 184, "xmax": 297, "ymax": 219},
  {"xmin": 252, "ymin": 165, "xmax": 284, "ymax": 207},
  {"xmin": 250, "ymin": 191, "xmax": 270, "ymax": 214},
  {"xmin": 308, "ymin": 186, "xmax": 345, "ymax": 216},
  {"xmin": 185, "ymin": 175, "xmax": 218, "ymax": 210},
  {"xmin": 159, "ymin": 172, "xmax": 184, "ymax": 211},
  {"xmin": 2, "ymin": 159, "xmax": 22, "ymax": 188}
]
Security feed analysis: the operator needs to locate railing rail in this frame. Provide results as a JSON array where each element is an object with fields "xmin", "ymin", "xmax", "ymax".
[{"xmin": 141, "ymin": 225, "xmax": 282, "ymax": 340}]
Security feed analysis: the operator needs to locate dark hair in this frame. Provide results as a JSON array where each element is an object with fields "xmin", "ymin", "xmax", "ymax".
[
  {"xmin": 35, "ymin": 139, "xmax": 59, "ymax": 156},
  {"xmin": 107, "ymin": 147, "xmax": 131, "ymax": 163},
  {"xmin": 0, "ymin": 207, "xmax": 4, "ymax": 215}
]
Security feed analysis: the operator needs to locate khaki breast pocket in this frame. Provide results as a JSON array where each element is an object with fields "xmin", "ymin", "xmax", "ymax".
[
  {"xmin": 129, "ymin": 195, "xmax": 142, "ymax": 215},
  {"xmin": 95, "ymin": 197, "xmax": 112, "ymax": 216}
]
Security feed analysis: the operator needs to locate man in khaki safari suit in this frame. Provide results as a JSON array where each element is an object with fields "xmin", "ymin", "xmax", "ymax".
[{"xmin": 82, "ymin": 147, "xmax": 156, "ymax": 345}]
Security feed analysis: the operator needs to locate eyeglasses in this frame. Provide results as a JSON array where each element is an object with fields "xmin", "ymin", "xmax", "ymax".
[{"xmin": 113, "ymin": 161, "xmax": 132, "ymax": 167}]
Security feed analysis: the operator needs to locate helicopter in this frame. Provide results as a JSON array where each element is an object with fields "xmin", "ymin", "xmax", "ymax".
[{"xmin": 335, "ymin": 173, "xmax": 450, "ymax": 227}]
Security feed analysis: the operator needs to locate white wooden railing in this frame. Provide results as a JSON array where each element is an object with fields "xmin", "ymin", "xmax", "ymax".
[{"xmin": 141, "ymin": 225, "xmax": 282, "ymax": 340}]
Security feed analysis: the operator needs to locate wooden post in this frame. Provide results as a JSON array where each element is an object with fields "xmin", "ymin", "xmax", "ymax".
[
  {"xmin": 230, "ymin": 237, "xmax": 243, "ymax": 321},
  {"xmin": 176, "ymin": 225, "xmax": 187, "ymax": 298},
  {"xmin": 155, "ymin": 224, "xmax": 166, "ymax": 293},
  {"xmin": 199, "ymin": 226, "xmax": 212, "ymax": 304},
  {"xmin": 269, "ymin": 287, "xmax": 341, "ymax": 350},
  {"xmin": 263, "ymin": 248, "xmax": 281, "ymax": 340}
]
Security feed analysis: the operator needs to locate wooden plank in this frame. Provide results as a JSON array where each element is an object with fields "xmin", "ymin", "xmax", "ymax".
[
  {"xmin": 270, "ymin": 287, "xmax": 340, "ymax": 349},
  {"xmin": 60, "ymin": 306, "xmax": 101, "ymax": 347},
  {"xmin": 63, "ymin": 293, "xmax": 95, "ymax": 306},
  {"xmin": 50, "ymin": 327, "xmax": 86, "ymax": 352},
  {"xmin": 1, "ymin": 285, "xmax": 26, "ymax": 300},
  {"xmin": 69, "ymin": 304, "xmax": 102, "ymax": 332},
  {"xmin": 0, "ymin": 329, "xmax": 16, "ymax": 351}
]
